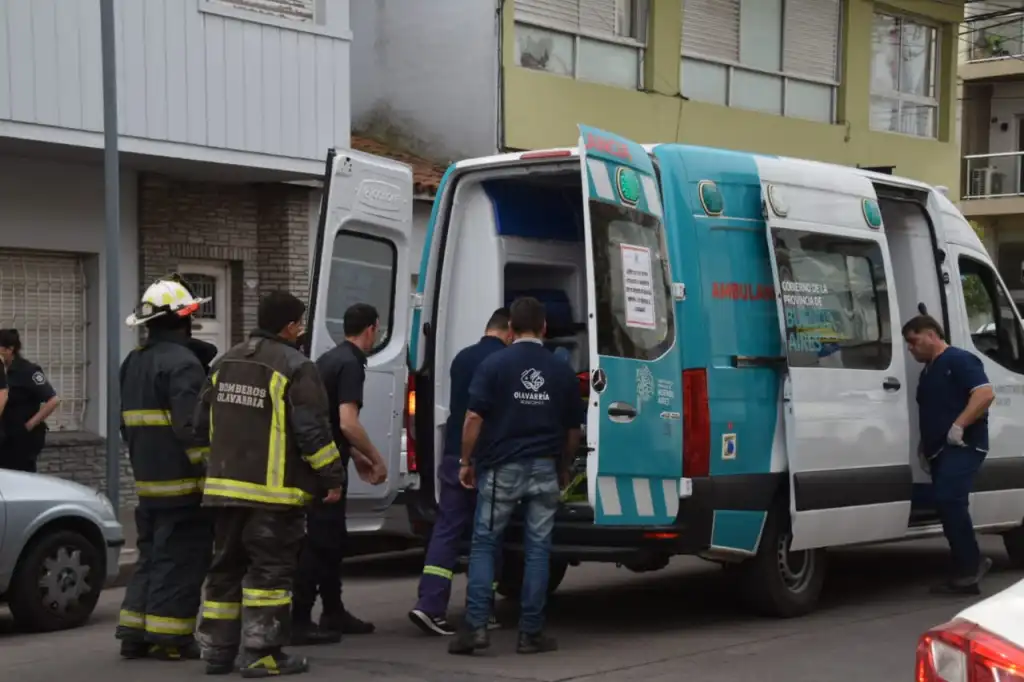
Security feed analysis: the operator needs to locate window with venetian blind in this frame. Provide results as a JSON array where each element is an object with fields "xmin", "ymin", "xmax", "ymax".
[
  {"xmin": 681, "ymin": 0, "xmax": 842, "ymax": 123},
  {"xmin": 514, "ymin": 0, "xmax": 650, "ymax": 90}
]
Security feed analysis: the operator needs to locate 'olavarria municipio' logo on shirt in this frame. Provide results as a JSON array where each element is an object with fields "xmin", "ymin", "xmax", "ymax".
[{"xmin": 516, "ymin": 369, "xmax": 550, "ymax": 405}]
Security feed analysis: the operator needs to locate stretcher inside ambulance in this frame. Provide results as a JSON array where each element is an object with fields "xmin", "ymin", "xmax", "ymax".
[{"xmin": 305, "ymin": 126, "xmax": 1024, "ymax": 618}]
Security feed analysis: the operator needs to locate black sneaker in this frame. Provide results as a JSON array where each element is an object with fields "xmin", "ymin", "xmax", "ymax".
[
  {"xmin": 408, "ymin": 609, "xmax": 456, "ymax": 636},
  {"xmin": 448, "ymin": 627, "xmax": 490, "ymax": 655},
  {"xmin": 148, "ymin": 642, "xmax": 202, "ymax": 660},
  {"xmin": 119, "ymin": 640, "xmax": 149, "ymax": 659},
  {"xmin": 290, "ymin": 622, "xmax": 342, "ymax": 646},
  {"xmin": 517, "ymin": 631, "xmax": 558, "ymax": 655},
  {"xmin": 321, "ymin": 610, "xmax": 375, "ymax": 635},
  {"xmin": 930, "ymin": 557, "xmax": 994, "ymax": 596},
  {"xmin": 238, "ymin": 650, "xmax": 309, "ymax": 678}
]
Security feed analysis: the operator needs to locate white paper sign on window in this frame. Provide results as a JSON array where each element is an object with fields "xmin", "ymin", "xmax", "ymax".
[{"xmin": 620, "ymin": 243, "xmax": 656, "ymax": 329}]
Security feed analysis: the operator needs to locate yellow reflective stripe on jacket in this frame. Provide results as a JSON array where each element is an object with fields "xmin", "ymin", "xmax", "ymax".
[
  {"xmin": 422, "ymin": 565, "xmax": 453, "ymax": 580},
  {"xmin": 136, "ymin": 478, "xmax": 203, "ymax": 497},
  {"xmin": 201, "ymin": 600, "xmax": 241, "ymax": 621},
  {"xmin": 122, "ymin": 409, "xmax": 172, "ymax": 427},
  {"xmin": 186, "ymin": 447, "xmax": 209, "ymax": 465},
  {"xmin": 119, "ymin": 609, "xmax": 145, "ymax": 629},
  {"xmin": 302, "ymin": 442, "xmax": 340, "ymax": 471},
  {"xmin": 242, "ymin": 588, "xmax": 291, "ymax": 608},
  {"xmin": 209, "ymin": 371, "xmax": 218, "ymax": 443},
  {"xmin": 144, "ymin": 615, "xmax": 195, "ymax": 636},
  {"xmin": 266, "ymin": 371, "xmax": 288, "ymax": 489},
  {"xmin": 202, "ymin": 477, "xmax": 311, "ymax": 506}
]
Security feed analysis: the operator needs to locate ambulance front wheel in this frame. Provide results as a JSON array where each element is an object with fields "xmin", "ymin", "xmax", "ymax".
[
  {"xmin": 495, "ymin": 554, "xmax": 569, "ymax": 600},
  {"xmin": 1001, "ymin": 522, "xmax": 1024, "ymax": 568},
  {"xmin": 738, "ymin": 508, "xmax": 826, "ymax": 618}
]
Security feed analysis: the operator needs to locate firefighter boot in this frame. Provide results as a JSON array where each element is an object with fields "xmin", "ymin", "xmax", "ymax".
[{"xmin": 238, "ymin": 650, "xmax": 309, "ymax": 678}]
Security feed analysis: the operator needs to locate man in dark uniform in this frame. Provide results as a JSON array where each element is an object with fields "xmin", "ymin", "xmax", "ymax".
[
  {"xmin": 195, "ymin": 291, "xmax": 346, "ymax": 677},
  {"xmin": 903, "ymin": 315, "xmax": 996, "ymax": 595},
  {"xmin": 450, "ymin": 297, "xmax": 581, "ymax": 656},
  {"xmin": 291, "ymin": 303, "xmax": 386, "ymax": 644},
  {"xmin": 408, "ymin": 308, "xmax": 511, "ymax": 636},
  {"xmin": 0, "ymin": 329, "xmax": 60, "ymax": 473},
  {"xmin": 115, "ymin": 277, "xmax": 213, "ymax": 661}
]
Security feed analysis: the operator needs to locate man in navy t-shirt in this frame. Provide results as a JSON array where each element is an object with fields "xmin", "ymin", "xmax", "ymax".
[
  {"xmin": 408, "ymin": 308, "xmax": 511, "ymax": 636},
  {"xmin": 449, "ymin": 297, "xmax": 581, "ymax": 657},
  {"xmin": 903, "ymin": 315, "xmax": 996, "ymax": 594}
]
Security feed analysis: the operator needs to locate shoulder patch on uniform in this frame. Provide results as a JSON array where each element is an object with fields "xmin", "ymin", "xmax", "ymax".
[{"xmin": 32, "ymin": 371, "xmax": 46, "ymax": 385}]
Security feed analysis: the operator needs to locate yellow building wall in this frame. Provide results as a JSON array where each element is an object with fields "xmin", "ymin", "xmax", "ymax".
[{"xmin": 502, "ymin": 0, "xmax": 965, "ymax": 197}]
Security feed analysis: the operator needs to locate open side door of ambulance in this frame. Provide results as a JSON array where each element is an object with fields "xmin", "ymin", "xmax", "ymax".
[
  {"xmin": 307, "ymin": 148, "xmax": 414, "ymax": 533},
  {"xmin": 578, "ymin": 125, "xmax": 685, "ymax": 527},
  {"xmin": 759, "ymin": 170, "xmax": 912, "ymax": 551}
]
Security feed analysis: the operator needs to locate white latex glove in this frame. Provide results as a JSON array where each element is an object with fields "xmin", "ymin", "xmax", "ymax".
[{"xmin": 947, "ymin": 423, "xmax": 966, "ymax": 446}]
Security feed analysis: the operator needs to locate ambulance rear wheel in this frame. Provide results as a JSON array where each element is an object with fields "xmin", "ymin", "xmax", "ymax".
[
  {"xmin": 495, "ymin": 554, "xmax": 569, "ymax": 600},
  {"xmin": 1002, "ymin": 523, "xmax": 1024, "ymax": 568},
  {"xmin": 738, "ymin": 508, "xmax": 825, "ymax": 618}
]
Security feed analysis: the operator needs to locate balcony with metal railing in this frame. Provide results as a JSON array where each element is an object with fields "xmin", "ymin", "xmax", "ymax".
[
  {"xmin": 962, "ymin": 10, "xmax": 1024, "ymax": 80},
  {"xmin": 962, "ymin": 151, "xmax": 1024, "ymax": 216}
]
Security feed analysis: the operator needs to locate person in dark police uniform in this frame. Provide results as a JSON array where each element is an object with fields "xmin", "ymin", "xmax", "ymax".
[
  {"xmin": 291, "ymin": 303, "xmax": 386, "ymax": 644},
  {"xmin": 0, "ymin": 329, "xmax": 60, "ymax": 473}
]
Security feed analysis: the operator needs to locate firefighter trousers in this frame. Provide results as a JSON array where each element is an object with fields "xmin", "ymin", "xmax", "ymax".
[
  {"xmin": 196, "ymin": 506, "xmax": 305, "ymax": 662},
  {"xmin": 116, "ymin": 505, "xmax": 213, "ymax": 647}
]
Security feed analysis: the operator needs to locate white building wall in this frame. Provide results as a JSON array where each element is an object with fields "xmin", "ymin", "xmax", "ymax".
[
  {"xmin": 0, "ymin": 156, "xmax": 138, "ymax": 438},
  {"xmin": 350, "ymin": 0, "xmax": 499, "ymax": 162},
  {"xmin": 0, "ymin": 0, "xmax": 351, "ymax": 169}
]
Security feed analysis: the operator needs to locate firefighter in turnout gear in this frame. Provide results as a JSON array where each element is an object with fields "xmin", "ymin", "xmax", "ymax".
[
  {"xmin": 116, "ymin": 276, "xmax": 214, "ymax": 661},
  {"xmin": 195, "ymin": 291, "xmax": 346, "ymax": 678}
]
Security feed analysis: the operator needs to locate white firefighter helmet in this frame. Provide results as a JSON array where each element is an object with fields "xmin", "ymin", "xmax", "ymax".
[{"xmin": 125, "ymin": 276, "xmax": 211, "ymax": 328}]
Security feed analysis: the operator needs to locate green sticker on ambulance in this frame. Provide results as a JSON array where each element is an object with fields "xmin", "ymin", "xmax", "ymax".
[{"xmin": 616, "ymin": 166, "xmax": 641, "ymax": 206}]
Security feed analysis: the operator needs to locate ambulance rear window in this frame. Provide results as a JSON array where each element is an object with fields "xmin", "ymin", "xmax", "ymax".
[{"xmin": 590, "ymin": 200, "xmax": 675, "ymax": 361}]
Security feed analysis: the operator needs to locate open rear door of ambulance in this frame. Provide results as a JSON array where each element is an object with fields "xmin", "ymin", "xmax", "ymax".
[
  {"xmin": 307, "ymin": 148, "xmax": 414, "ymax": 533},
  {"xmin": 758, "ymin": 162, "xmax": 912, "ymax": 551},
  {"xmin": 578, "ymin": 126, "xmax": 685, "ymax": 527}
]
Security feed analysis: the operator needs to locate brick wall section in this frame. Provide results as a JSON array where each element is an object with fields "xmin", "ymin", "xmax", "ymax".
[
  {"xmin": 37, "ymin": 174, "xmax": 312, "ymax": 502},
  {"xmin": 37, "ymin": 432, "xmax": 136, "ymax": 506}
]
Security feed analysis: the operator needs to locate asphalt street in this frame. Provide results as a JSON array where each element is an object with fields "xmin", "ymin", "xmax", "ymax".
[{"xmin": 0, "ymin": 535, "xmax": 1020, "ymax": 682}]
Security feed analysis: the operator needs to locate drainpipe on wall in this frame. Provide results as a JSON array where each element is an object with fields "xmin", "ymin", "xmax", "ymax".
[{"xmin": 496, "ymin": 0, "xmax": 506, "ymax": 154}]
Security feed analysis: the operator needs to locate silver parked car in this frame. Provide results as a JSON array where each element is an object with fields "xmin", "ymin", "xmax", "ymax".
[{"xmin": 0, "ymin": 469, "xmax": 124, "ymax": 632}]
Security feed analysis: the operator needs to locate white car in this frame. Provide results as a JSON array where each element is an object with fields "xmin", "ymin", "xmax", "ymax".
[
  {"xmin": 915, "ymin": 578, "xmax": 1024, "ymax": 680},
  {"xmin": 0, "ymin": 470, "xmax": 124, "ymax": 632}
]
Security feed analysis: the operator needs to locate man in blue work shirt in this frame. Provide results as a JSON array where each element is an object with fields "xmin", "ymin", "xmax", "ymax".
[
  {"xmin": 449, "ymin": 297, "xmax": 581, "ymax": 656},
  {"xmin": 408, "ymin": 308, "xmax": 512, "ymax": 636},
  {"xmin": 903, "ymin": 315, "xmax": 996, "ymax": 595}
]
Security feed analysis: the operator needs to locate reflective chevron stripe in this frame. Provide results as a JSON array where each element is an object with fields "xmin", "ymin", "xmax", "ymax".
[{"xmin": 596, "ymin": 476, "xmax": 680, "ymax": 525}]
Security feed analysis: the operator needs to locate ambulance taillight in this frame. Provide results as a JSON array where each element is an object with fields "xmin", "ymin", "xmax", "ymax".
[
  {"xmin": 682, "ymin": 369, "xmax": 710, "ymax": 478},
  {"xmin": 405, "ymin": 374, "xmax": 417, "ymax": 473}
]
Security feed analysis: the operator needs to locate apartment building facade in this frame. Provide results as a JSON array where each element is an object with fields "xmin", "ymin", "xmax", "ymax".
[
  {"xmin": 959, "ymin": 0, "xmax": 1024, "ymax": 307},
  {"xmin": 352, "ymin": 0, "xmax": 964, "ymax": 190},
  {"xmin": 0, "ymin": 0, "xmax": 356, "ymax": 500}
]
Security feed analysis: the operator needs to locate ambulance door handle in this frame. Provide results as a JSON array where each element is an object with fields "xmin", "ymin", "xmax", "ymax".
[
  {"xmin": 607, "ymin": 402, "xmax": 637, "ymax": 422},
  {"xmin": 882, "ymin": 377, "xmax": 901, "ymax": 391}
]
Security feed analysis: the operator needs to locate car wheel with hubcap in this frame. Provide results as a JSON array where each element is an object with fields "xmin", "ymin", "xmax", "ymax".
[
  {"xmin": 8, "ymin": 529, "xmax": 104, "ymax": 632},
  {"xmin": 738, "ymin": 507, "xmax": 825, "ymax": 618}
]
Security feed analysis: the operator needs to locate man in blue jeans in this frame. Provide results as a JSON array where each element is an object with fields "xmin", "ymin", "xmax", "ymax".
[
  {"xmin": 449, "ymin": 297, "xmax": 581, "ymax": 656},
  {"xmin": 903, "ymin": 315, "xmax": 996, "ymax": 595}
]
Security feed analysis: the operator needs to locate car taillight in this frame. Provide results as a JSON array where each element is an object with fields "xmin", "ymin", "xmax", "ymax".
[
  {"xmin": 682, "ymin": 369, "xmax": 710, "ymax": 478},
  {"xmin": 404, "ymin": 374, "xmax": 418, "ymax": 473},
  {"xmin": 916, "ymin": 619, "xmax": 1024, "ymax": 681}
]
